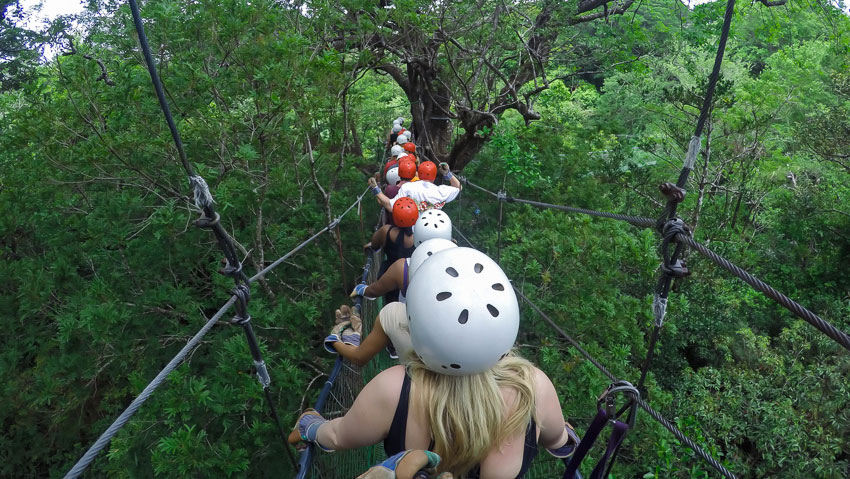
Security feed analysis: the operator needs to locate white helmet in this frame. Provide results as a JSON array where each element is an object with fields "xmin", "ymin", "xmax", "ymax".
[
  {"xmin": 396, "ymin": 134, "xmax": 408, "ymax": 145},
  {"xmin": 395, "ymin": 116, "xmax": 405, "ymax": 126},
  {"xmin": 392, "ymin": 124, "xmax": 403, "ymax": 133},
  {"xmin": 408, "ymin": 238, "xmax": 457, "ymax": 280},
  {"xmin": 391, "ymin": 145, "xmax": 404, "ymax": 157},
  {"xmin": 407, "ymin": 247, "xmax": 519, "ymax": 375},
  {"xmin": 413, "ymin": 209, "xmax": 452, "ymax": 246},
  {"xmin": 385, "ymin": 165, "xmax": 401, "ymax": 186}
]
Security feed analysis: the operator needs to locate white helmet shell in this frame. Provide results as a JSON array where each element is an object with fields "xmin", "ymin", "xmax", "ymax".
[
  {"xmin": 391, "ymin": 145, "xmax": 404, "ymax": 157},
  {"xmin": 407, "ymin": 247, "xmax": 519, "ymax": 375},
  {"xmin": 396, "ymin": 134, "xmax": 408, "ymax": 145},
  {"xmin": 413, "ymin": 209, "xmax": 452, "ymax": 246},
  {"xmin": 392, "ymin": 124, "xmax": 403, "ymax": 133},
  {"xmin": 385, "ymin": 165, "xmax": 401, "ymax": 186},
  {"xmin": 408, "ymin": 238, "xmax": 457, "ymax": 280},
  {"xmin": 395, "ymin": 117, "xmax": 405, "ymax": 126}
]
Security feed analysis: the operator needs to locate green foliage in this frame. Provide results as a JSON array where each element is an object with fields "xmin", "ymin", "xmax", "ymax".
[{"xmin": 3, "ymin": 0, "xmax": 850, "ymax": 478}]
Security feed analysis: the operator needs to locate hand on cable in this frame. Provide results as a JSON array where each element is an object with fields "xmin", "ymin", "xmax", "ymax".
[
  {"xmin": 350, "ymin": 282, "xmax": 374, "ymax": 300},
  {"xmin": 288, "ymin": 409, "xmax": 333, "ymax": 451},
  {"xmin": 323, "ymin": 322, "xmax": 361, "ymax": 353},
  {"xmin": 368, "ymin": 177, "xmax": 380, "ymax": 195},
  {"xmin": 546, "ymin": 422, "xmax": 580, "ymax": 459},
  {"xmin": 438, "ymin": 162, "xmax": 451, "ymax": 179},
  {"xmin": 357, "ymin": 450, "xmax": 452, "ymax": 479}
]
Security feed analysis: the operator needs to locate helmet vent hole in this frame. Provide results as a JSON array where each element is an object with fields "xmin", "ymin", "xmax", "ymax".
[
  {"xmin": 441, "ymin": 365, "xmax": 448, "ymax": 369},
  {"xmin": 487, "ymin": 304, "xmax": 499, "ymax": 317},
  {"xmin": 433, "ymin": 224, "xmax": 438, "ymax": 228},
  {"xmin": 491, "ymin": 283, "xmax": 505, "ymax": 291},
  {"xmin": 427, "ymin": 251, "xmax": 433, "ymax": 256},
  {"xmin": 474, "ymin": 263, "xmax": 484, "ymax": 273},
  {"xmin": 446, "ymin": 267, "xmax": 459, "ymax": 277},
  {"xmin": 450, "ymin": 364, "xmax": 461, "ymax": 369},
  {"xmin": 499, "ymin": 353, "xmax": 508, "ymax": 360},
  {"xmin": 458, "ymin": 309, "xmax": 469, "ymax": 324},
  {"xmin": 436, "ymin": 292, "xmax": 452, "ymax": 301}
]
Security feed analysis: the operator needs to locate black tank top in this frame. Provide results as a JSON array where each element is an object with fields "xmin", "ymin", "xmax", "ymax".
[
  {"xmin": 384, "ymin": 227, "xmax": 414, "ymax": 265},
  {"xmin": 384, "ymin": 375, "xmax": 539, "ymax": 478}
]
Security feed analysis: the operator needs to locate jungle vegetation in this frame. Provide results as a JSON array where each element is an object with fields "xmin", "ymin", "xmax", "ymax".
[{"xmin": 1, "ymin": 0, "xmax": 849, "ymax": 477}]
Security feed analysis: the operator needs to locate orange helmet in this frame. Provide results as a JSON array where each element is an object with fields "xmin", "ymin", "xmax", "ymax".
[
  {"xmin": 398, "ymin": 159, "xmax": 417, "ymax": 180},
  {"xmin": 392, "ymin": 197, "xmax": 419, "ymax": 227},
  {"xmin": 403, "ymin": 142, "xmax": 416, "ymax": 153},
  {"xmin": 418, "ymin": 161, "xmax": 437, "ymax": 182}
]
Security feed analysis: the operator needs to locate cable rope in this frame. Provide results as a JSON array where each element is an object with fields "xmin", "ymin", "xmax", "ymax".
[
  {"xmin": 453, "ymin": 226, "xmax": 737, "ymax": 479},
  {"xmin": 63, "ymin": 297, "xmax": 236, "ymax": 479},
  {"xmin": 677, "ymin": 234, "xmax": 850, "ymax": 352},
  {"xmin": 463, "ymin": 180, "xmax": 656, "ymax": 228}
]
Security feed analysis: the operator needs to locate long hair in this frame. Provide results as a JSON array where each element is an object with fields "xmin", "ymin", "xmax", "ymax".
[{"xmin": 406, "ymin": 351, "xmax": 537, "ymax": 478}]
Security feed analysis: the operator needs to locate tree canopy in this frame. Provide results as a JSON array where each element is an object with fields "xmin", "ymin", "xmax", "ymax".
[{"xmin": 2, "ymin": 0, "xmax": 850, "ymax": 478}]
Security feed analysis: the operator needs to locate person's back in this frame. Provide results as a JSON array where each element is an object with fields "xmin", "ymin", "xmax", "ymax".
[{"xmin": 295, "ymin": 248, "xmax": 577, "ymax": 478}]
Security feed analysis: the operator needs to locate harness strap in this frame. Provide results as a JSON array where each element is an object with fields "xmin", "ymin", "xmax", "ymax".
[
  {"xmin": 589, "ymin": 420, "xmax": 629, "ymax": 479},
  {"xmin": 563, "ymin": 409, "xmax": 608, "ymax": 479},
  {"xmin": 562, "ymin": 408, "xmax": 631, "ymax": 479}
]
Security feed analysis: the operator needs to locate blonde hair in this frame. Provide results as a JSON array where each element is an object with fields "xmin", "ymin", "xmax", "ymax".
[{"xmin": 406, "ymin": 351, "xmax": 537, "ymax": 478}]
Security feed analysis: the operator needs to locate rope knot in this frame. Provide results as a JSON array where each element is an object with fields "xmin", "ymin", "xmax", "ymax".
[
  {"xmin": 231, "ymin": 284, "xmax": 251, "ymax": 324},
  {"xmin": 659, "ymin": 218, "xmax": 691, "ymax": 279},
  {"xmin": 217, "ymin": 257, "xmax": 244, "ymax": 279}
]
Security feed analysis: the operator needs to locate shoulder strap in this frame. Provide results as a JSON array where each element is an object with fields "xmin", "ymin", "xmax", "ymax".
[
  {"xmin": 402, "ymin": 259, "xmax": 409, "ymax": 296},
  {"xmin": 384, "ymin": 374, "xmax": 412, "ymax": 456}
]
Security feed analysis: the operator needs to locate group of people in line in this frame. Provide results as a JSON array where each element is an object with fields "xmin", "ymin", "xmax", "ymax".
[{"xmin": 289, "ymin": 117, "xmax": 578, "ymax": 479}]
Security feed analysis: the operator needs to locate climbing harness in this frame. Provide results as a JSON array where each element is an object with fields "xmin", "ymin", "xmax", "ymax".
[{"xmin": 563, "ymin": 382, "xmax": 639, "ymax": 479}]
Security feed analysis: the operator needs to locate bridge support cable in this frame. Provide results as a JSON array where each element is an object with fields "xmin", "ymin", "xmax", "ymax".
[
  {"xmin": 677, "ymin": 234, "xmax": 850, "ymax": 352},
  {"xmin": 453, "ymin": 226, "xmax": 737, "ymax": 479},
  {"xmin": 643, "ymin": 0, "xmax": 737, "ymax": 394},
  {"xmin": 63, "ymin": 297, "xmax": 236, "ymax": 479},
  {"xmin": 462, "ymin": 179, "xmax": 656, "ymax": 229}
]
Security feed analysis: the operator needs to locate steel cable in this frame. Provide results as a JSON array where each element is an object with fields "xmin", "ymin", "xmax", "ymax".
[
  {"xmin": 63, "ymin": 297, "xmax": 236, "ymax": 479},
  {"xmin": 463, "ymin": 180, "xmax": 656, "ymax": 228},
  {"xmin": 677, "ymin": 234, "xmax": 850, "ymax": 352}
]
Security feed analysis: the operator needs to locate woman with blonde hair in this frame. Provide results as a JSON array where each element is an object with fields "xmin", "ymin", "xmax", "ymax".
[{"xmin": 292, "ymin": 248, "xmax": 578, "ymax": 479}]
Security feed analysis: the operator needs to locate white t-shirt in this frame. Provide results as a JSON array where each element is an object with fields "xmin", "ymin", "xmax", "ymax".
[{"xmin": 388, "ymin": 181, "xmax": 460, "ymax": 211}]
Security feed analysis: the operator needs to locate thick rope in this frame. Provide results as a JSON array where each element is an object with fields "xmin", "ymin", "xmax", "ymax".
[
  {"xmin": 678, "ymin": 234, "xmax": 850, "ymax": 352},
  {"xmin": 128, "ymin": 0, "xmax": 192, "ymax": 177},
  {"xmin": 63, "ymin": 297, "xmax": 236, "ymax": 479}
]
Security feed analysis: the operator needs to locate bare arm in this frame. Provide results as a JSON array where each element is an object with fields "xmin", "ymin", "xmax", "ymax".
[
  {"xmin": 375, "ymin": 191, "xmax": 392, "ymax": 211},
  {"xmin": 365, "ymin": 258, "xmax": 405, "ymax": 298},
  {"xmin": 449, "ymin": 174, "xmax": 461, "ymax": 189},
  {"xmin": 534, "ymin": 368, "xmax": 570, "ymax": 449},
  {"xmin": 333, "ymin": 314, "xmax": 391, "ymax": 366},
  {"xmin": 369, "ymin": 225, "xmax": 391, "ymax": 252},
  {"xmin": 316, "ymin": 365, "xmax": 405, "ymax": 449}
]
